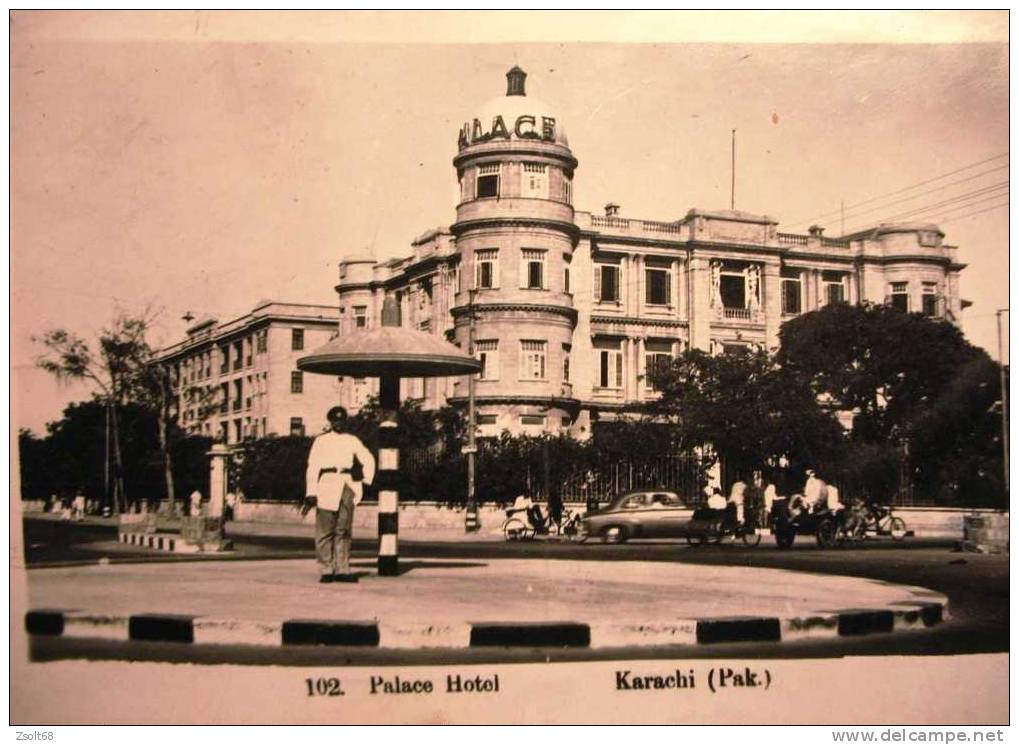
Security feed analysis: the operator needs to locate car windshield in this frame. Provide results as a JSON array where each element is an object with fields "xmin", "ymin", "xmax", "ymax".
[
  {"xmin": 651, "ymin": 492, "xmax": 683, "ymax": 507},
  {"xmin": 620, "ymin": 494, "xmax": 646, "ymax": 510}
]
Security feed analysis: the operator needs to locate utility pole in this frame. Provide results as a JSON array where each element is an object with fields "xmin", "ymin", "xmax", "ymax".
[
  {"xmin": 997, "ymin": 308, "xmax": 1009, "ymax": 494},
  {"xmin": 465, "ymin": 288, "xmax": 479, "ymax": 532},
  {"xmin": 730, "ymin": 129, "xmax": 736, "ymax": 211},
  {"xmin": 104, "ymin": 402, "xmax": 111, "ymax": 514}
]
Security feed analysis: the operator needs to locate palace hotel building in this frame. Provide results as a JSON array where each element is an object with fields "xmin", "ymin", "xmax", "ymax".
[{"xmin": 160, "ymin": 67, "xmax": 966, "ymax": 442}]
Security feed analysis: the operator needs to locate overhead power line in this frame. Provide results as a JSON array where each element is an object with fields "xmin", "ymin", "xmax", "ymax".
[
  {"xmin": 841, "ymin": 183, "xmax": 1008, "ymax": 234},
  {"xmin": 929, "ymin": 200, "xmax": 1009, "ymax": 226},
  {"xmin": 787, "ymin": 151, "xmax": 1009, "ymax": 227},
  {"xmin": 794, "ymin": 164, "xmax": 1009, "ymax": 229}
]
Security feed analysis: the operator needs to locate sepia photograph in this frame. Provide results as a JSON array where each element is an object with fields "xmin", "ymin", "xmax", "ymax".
[{"xmin": 10, "ymin": 10, "xmax": 1010, "ymax": 728}]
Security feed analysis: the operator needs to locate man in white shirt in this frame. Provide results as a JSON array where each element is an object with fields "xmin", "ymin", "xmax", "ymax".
[
  {"xmin": 802, "ymin": 469, "xmax": 827, "ymax": 513},
  {"xmin": 303, "ymin": 406, "xmax": 376, "ymax": 584}
]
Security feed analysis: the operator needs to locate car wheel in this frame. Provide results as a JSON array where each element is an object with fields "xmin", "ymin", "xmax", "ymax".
[
  {"xmin": 602, "ymin": 525, "xmax": 628, "ymax": 544},
  {"xmin": 816, "ymin": 519, "xmax": 838, "ymax": 549},
  {"xmin": 889, "ymin": 516, "xmax": 907, "ymax": 541}
]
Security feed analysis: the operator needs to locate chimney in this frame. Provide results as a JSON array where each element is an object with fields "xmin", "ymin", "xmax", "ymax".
[
  {"xmin": 808, "ymin": 224, "xmax": 825, "ymax": 237},
  {"xmin": 604, "ymin": 203, "xmax": 620, "ymax": 217},
  {"xmin": 506, "ymin": 66, "xmax": 527, "ymax": 96}
]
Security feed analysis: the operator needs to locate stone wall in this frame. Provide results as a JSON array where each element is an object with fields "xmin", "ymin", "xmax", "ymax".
[{"xmin": 232, "ymin": 499, "xmax": 1000, "ymax": 539}]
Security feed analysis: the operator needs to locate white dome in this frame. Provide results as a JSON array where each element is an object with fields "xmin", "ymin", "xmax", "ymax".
[
  {"xmin": 457, "ymin": 68, "xmax": 569, "ymax": 151},
  {"xmin": 468, "ymin": 93, "xmax": 569, "ymax": 148}
]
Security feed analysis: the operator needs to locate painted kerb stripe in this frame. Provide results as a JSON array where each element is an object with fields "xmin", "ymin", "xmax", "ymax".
[
  {"xmin": 129, "ymin": 614, "xmax": 196, "ymax": 643},
  {"xmin": 696, "ymin": 618, "xmax": 782, "ymax": 644},
  {"xmin": 26, "ymin": 610, "xmax": 65, "ymax": 636},
  {"xmin": 838, "ymin": 610, "xmax": 895, "ymax": 637},
  {"xmin": 470, "ymin": 623, "xmax": 591, "ymax": 647},
  {"xmin": 281, "ymin": 620, "xmax": 380, "ymax": 646}
]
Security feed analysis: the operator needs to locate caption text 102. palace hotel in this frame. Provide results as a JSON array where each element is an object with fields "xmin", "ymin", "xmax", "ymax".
[{"xmin": 162, "ymin": 66, "xmax": 966, "ymax": 442}]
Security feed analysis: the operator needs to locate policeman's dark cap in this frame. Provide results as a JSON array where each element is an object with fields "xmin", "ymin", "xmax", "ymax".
[{"xmin": 327, "ymin": 406, "xmax": 348, "ymax": 423}]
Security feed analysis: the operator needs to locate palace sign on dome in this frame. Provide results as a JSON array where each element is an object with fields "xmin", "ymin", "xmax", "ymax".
[{"xmin": 457, "ymin": 114, "xmax": 557, "ymax": 150}]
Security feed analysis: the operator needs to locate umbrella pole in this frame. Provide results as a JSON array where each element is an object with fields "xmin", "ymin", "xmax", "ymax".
[{"xmin": 377, "ymin": 373, "xmax": 401, "ymax": 576}]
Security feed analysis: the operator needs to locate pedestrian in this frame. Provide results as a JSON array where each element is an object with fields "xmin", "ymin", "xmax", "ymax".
[
  {"xmin": 189, "ymin": 489, "xmax": 203, "ymax": 517},
  {"xmin": 72, "ymin": 490, "xmax": 86, "ymax": 521},
  {"xmin": 802, "ymin": 469, "xmax": 827, "ymax": 513},
  {"xmin": 729, "ymin": 477, "xmax": 747, "ymax": 524},
  {"xmin": 826, "ymin": 483, "xmax": 843, "ymax": 513},
  {"xmin": 706, "ymin": 487, "xmax": 726, "ymax": 511},
  {"xmin": 224, "ymin": 491, "xmax": 237, "ymax": 523},
  {"xmin": 763, "ymin": 480, "xmax": 778, "ymax": 526},
  {"xmin": 302, "ymin": 406, "xmax": 376, "ymax": 584}
]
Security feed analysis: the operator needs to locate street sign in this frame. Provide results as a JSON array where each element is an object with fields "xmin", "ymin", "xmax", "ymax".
[{"xmin": 461, "ymin": 446, "xmax": 478, "ymax": 454}]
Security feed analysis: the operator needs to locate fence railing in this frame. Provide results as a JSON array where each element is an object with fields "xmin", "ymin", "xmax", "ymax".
[{"xmin": 402, "ymin": 446, "xmax": 703, "ymax": 504}]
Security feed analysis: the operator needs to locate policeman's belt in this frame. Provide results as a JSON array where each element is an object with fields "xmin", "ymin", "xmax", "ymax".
[{"xmin": 319, "ymin": 467, "xmax": 352, "ymax": 478}]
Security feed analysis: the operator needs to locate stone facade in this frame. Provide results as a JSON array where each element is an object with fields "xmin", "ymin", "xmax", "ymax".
[
  {"xmin": 334, "ymin": 67, "xmax": 966, "ymax": 438},
  {"xmin": 156, "ymin": 301, "xmax": 341, "ymax": 443}
]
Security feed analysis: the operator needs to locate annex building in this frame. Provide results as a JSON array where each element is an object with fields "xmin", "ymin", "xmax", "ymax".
[
  {"xmin": 330, "ymin": 67, "xmax": 966, "ymax": 439},
  {"xmin": 156, "ymin": 301, "xmax": 341, "ymax": 443}
]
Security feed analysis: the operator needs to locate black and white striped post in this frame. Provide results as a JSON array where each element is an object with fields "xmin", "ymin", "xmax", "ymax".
[
  {"xmin": 376, "ymin": 373, "xmax": 400, "ymax": 577},
  {"xmin": 297, "ymin": 294, "xmax": 481, "ymax": 580}
]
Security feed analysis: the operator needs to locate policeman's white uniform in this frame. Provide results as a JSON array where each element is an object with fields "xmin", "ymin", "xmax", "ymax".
[
  {"xmin": 305, "ymin": 430, "xmax": 376, "ymax": 578},
  {"xmin": 305, "ymin": 432, "xmax": 376, "ymax": 508}
]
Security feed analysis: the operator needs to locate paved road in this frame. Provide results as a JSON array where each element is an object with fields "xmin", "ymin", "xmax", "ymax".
[{"xmin": 22, "ymin": 518, "xmax": 1007, "ymax": 663}]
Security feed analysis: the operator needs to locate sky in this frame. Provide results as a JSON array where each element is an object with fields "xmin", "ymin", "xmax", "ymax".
[{"xmin": 10, "ymin": 11, "xmax": 1010, "ymax": 435}]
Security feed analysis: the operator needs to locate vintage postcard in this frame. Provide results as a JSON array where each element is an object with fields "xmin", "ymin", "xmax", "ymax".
[{"xmin": 10, "ymin": 10, "xmax": 1009, "ymax": 727}]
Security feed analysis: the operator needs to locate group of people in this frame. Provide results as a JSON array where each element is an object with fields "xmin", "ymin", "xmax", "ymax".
[
  {"xmin": 49, "ymin": 492, "xmax": 89, "ymax": 521},
  {"xmin": 699, "ymin": 468, "xmax": 847, "ymax": 528}
]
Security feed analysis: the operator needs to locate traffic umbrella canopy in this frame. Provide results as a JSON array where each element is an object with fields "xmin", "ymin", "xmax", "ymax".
[{"xmin": 297, "ymin": 325, "xmax": 481, "ymax": 378}]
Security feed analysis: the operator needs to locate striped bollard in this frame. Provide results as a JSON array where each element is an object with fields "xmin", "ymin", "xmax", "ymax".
[
  {"xmin": 465, "ymin": 504, "xmax": 479, "ymax": 532},
  {"xmin": 376, "ymin": 419, "xmax": 400, "ymax": 576}
]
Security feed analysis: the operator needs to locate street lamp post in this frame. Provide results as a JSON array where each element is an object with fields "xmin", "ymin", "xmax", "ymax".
[
  {"xmin": 465, "ymin": 289, "xmax": 479, "ymax": 532},
  {"xmin": 996, "ymin": 308, "xmax": 1009, "ymax": 494}
]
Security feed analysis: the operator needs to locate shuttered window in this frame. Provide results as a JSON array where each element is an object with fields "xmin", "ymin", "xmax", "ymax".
[{"xmin": 519, "ymin": 340, "xmax": 547, "ymax": 380}]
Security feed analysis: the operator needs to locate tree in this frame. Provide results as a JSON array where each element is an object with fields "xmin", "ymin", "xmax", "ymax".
[
  {"xmin": 778, "ymin": 303, "xmax": 1005, "ymax": 505},
  {"xmin": 35, "ymin": 312, "xmax": 200, "ymax": 513},
  {"xmin": 646, "ymin": 348, "xmax": 845, "ymax": 483},
  {"xmin": 18, "ymin": 429, "xmax": 56, "ymax": 503},
  {"xmin": 778, "ymin": 303, "xmax": 983, "ymax": 441},
  {"xmin": 35, "ymin": 317, "xmax": 153, "ymax": 512}
]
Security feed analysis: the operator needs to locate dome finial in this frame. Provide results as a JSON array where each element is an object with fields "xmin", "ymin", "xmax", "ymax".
[{"xmin": 506, "ymin": 66, "xmax": 527, "ymax": 96}]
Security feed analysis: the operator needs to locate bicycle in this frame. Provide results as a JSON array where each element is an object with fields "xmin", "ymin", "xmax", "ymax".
[
  {"xmin": 859, "ymin": 502, "xmax": 908, "ymax": 541},
  {"xmin": 502, "ymin": 505, "xmax": 584, "ymax": 542}
]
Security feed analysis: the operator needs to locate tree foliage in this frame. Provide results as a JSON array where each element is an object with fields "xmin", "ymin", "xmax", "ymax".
[
  {"xmin": 645, "ymin": 348, "xmax": 845, "ymax": 480},
  {"xmin": 778, "ymin": 303, "xmax": 1005, "ymax": 505},
  {"xmin": 17, "ymin": 398, "xmax": 212, "ymax": 508}
]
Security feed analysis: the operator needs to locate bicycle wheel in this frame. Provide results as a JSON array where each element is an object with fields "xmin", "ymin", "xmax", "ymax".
[
  {"xmin": 889, "ymin": 516, "xmax": 907, "ymax": 541},
  {"xmin": 503, "ymin": 518, "xmax": 527, "ymax": 541},
  {"xmin": 741, "ymin": 528, "xmax": 762, "ymax": 547}
]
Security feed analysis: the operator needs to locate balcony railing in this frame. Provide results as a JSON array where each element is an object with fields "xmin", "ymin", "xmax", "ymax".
[
  {"xmin": 591, "ymin": 215, "xmax": 631, "ymax": 230},
  {"xmin": 714, "ymin": 305, "xmax": 764, "ymax": 323},
  {"xmin": 777, "ymin": 232, "xmax": 808, "ymax": 246}
]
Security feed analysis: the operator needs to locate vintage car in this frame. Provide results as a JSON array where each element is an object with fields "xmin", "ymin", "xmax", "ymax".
[{"xmin": 579, "ymin": 490, "xmax": 693, "ymax": 543}]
